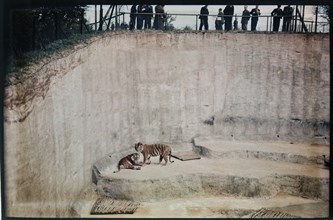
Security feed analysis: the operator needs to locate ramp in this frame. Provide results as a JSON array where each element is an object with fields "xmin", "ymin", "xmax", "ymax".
[
  {"xmin": 249, "ymin": 208, "xmax": 299, "ymax": 218},
  {"xmin": 90, "ymin": 197, "xmax": 140, "ymax": 215}
]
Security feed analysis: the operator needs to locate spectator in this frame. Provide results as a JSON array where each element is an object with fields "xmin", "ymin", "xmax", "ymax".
[
  {"xmin": 143, "ymin": 5, "xmax": 153, "ymax": 29},
  {"xmin": 282, "ymin": 5, "xmax": 294, "ymax": 32},
  {"xmin": 233, "ymin": 15, "xmax": 239, "ymax": 30},
  {"xmin": 129, "ymin": 4, "xmax": 137, "ymax": 30},
  {"xmin": 250, "ymin": 5, "xmax": 261, "ymax": 31},
  {"xmin": 154, "ymin": 5, "xmax": 165, "ymax": 30},
  {"xmin": 137, "ymin": 5, "xmax": 144, "ymax": 29},
  {"xmin": 215, "ymin": 8, "xmax": 224, "ymax": 30},
  {"xmin": 241, "ymin": 5, "xmax": 250, "ymax": 31},
  {"xmin": 199, "ymin": 5, "xmax": 209, "ymax": 31},
  {"xmin": 223, "ymin": 5, "xmax": 234, "ymax": 31},
  {"xmin": 271, "ymin": 5, "xmax": 283, "ymax": 32}
]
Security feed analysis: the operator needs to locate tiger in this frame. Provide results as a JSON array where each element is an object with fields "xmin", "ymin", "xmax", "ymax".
[
  {"xmin": 113, "ymin": 153, "xmax": 142, "ymax": 173},
  {"xmin": 134, "ymin": 142, "xmax": 174, "ymax": 165}
]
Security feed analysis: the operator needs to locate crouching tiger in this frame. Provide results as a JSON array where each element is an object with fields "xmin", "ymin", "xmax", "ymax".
[
  {"xmin": 113, "ymin": 153, "xmax": 142, "ymax": 173},
  {"xmin": 134, "ymin": 142, "xmax": 174, "ymax": 165}
]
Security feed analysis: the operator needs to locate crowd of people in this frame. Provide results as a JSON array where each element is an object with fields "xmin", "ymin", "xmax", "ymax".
[
  {"xmin": 129, "ymin": 4, "xmax": 166, "ymax": 30},
  {"xmin": 126, "ymin": 5, "xmax": 294, "ymax": 32},
  {"xmin": 269, "ymin": 5, "xmax": 294, "ymax": 32},
  {"xmin": 202, "ymin": 5, "xmax": 294, "ymax": 32}
]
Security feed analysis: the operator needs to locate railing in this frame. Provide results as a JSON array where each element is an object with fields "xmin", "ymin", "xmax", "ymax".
[{"xmin": 89, "ymin": 11, "xmax": 329, "ymax": 33}]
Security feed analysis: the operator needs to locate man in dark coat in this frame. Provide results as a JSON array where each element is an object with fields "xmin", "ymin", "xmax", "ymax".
[
  {"xmin": 223, "ymin": 5, "xmax": 234, "ymax": 31},
  {"xmin": 250, "ymin": 5, "xmax": 261, "ymax": 31},
  {"xmin": 154, "ymin": 5, "xmax": 165, "ymax": 30},
  {"xmin": 129, "ymin": 5, "xmax": 137, "ymax": 30},
  {"xmin": 282, "ymin": 5, "xmax": 294, "ymax": 32},
  {"xmin": 143, "ymin": 5, "xmax": 153, "ymax": 29},
  {"xmin": 271, "ymin": 5, "xmax": 283, "ymax": 32},
  {"xmin": 136, "ymin": 5, "xmax": 144, "ymax": 29},
  {"xmin": 241, "ymin": 5, "xmax": 250, "ymax": 31},
  {"xmin": 199, "ymin": 5, "xmax": 209, "ymax": 30}
]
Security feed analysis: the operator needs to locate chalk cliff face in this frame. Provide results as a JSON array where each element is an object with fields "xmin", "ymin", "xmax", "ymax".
[{"xmin": 4, "ymin": 31, "xmax": 329, "ymax": 217}]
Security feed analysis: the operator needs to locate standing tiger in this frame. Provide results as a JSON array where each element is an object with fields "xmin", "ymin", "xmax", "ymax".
[
  {"xmin": 134, "ymin": 142, "xmax": 174, "ymax": 165},
  {"xmin": 113, "ymin": 153, "xmax": 142, "ymax": 173}
]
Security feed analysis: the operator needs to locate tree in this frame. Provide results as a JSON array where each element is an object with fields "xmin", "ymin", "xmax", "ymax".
[
  {"xmin": 317, "ymin": 5, "xmax": 330, "ymax": 23},
  {"xmin": 312, "ymin": 5, "xmax": 330, "ymax": 32},
  {"xmin": 10, "ymin": 5, "xmax": 89, "ymax": 55},
  {"xmin": 164, "ymin": 14, "xmax": 176, "ymax": 30},
  {"xmin": 11, "ymin": 10, "xmax": 34, "ymax": 54}
]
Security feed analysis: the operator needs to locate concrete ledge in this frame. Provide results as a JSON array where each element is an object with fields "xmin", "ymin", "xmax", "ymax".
[
  {"xmin": 94, "ymin": 156, "xmax": 328, "ymax": 202},
  {"xmin": 193, "ymin": 136, "xmax": 329, "ymax": 165}
]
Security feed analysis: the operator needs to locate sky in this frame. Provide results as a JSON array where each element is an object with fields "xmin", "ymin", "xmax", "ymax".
[{"xmin": 85, "ymin": 5, "xmax": 327, "ymax": 32}]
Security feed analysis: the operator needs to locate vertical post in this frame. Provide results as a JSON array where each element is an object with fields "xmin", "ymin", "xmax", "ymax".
[
  {"xmin": 269, "ymin": 16, "xmax": 272, "ymax": 31},
  {"xmin": 266, "ymin": 16, "xmax": 269, "ymax": 31},
  {"xmin": 298, "ymin": 5, "xmax": 303, "ymax": 32},
  {"xmin": 302, "ymin": 5, "xmax": 305, "ymax": 32},
  {"xmin": 294, "ymin": 5, "xmax": 298, "ymax": 32},
  {"xmin": 95, "ymin": 5, "xmax": 97, "ymax": 31},
  {"xmin": 115, "ymin": 5, "xmax": 118, "ymax": 29},
  {"xmin": 315, "ymin": 6, "xmax": 318, "ymax": 33},
  {"xmin": 196, "ymin": 15, "xmax": 198, "ymax": 30},
  {"xmin": 98, "ymin": 5, "xmax": 103, "ymax": 31}
]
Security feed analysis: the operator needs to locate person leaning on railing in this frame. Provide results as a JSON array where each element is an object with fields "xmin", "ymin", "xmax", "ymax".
[
  {"xmin": 282, "ymin": 5, "xmax": 294, "ymax": 32},
  {"xmin": 271, "ymin": 5, "xmax": 283, "ymax": 32},
  {"xmin": 143, "ymin": 5, "xmax": 153, "ymax": 29},
  {"xmin": 241, "ymin": 5, "xmax": 250, "ymax": 31},
  {"xmin": 154, "ymin": 5, "xmax": 166, "ymax": 30},
  {"xmin": 223, "ymin": 5, "xmax": 234, "ymax": 31},
  {"xmin": 199, "ymin": 5, "xmax": 209, "ymax": 30},
  {"xmin": 250, "ymin": 5, "xmax": 261, "ymax": 31},
  {"xmin": 137, "ymin": 5, "xmax": 144, "ymax": 30},
  {"xmin": 129, "ymin": 4, "xmax": 137, "ymax": 30},
  {"xmin": 215, "ymin": 8, "xmax": 224, "ymax": 30}
]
